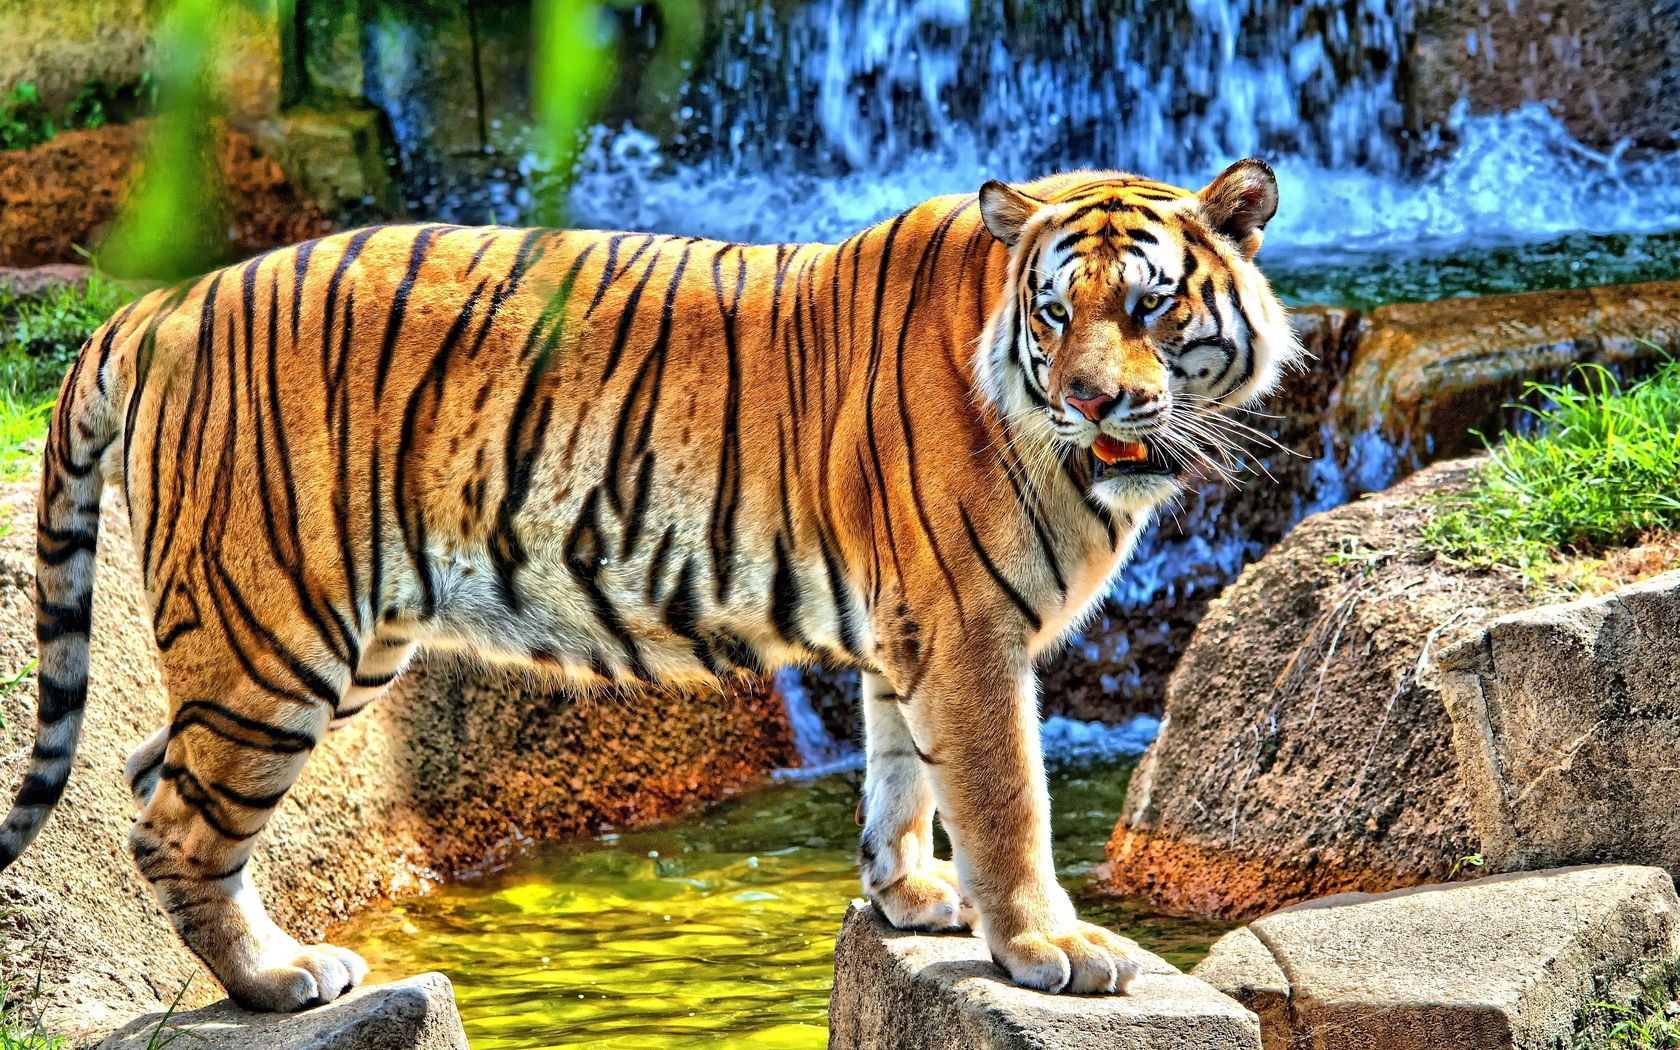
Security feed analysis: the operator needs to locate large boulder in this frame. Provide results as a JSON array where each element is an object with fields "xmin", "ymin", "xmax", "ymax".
[
  {"xmin": 97, "ymin": 972, "xmax": 466, "ymax": 1050},
  {"xmin": 0, "ymin": 483, "xmax": 794, "ymax": 1037},
  {"xmin": 0, "ymin": 0, "xmax": 152, "ymax": 112},
  {"xmin": 1193, "ymin": 865, "xmax": 1680, "ymax": 1050},
  {"xmin": 828, "ymin": 902, "xmax": 1260, "ymax": 1050},
  {"xmin": 1098, "ymin": 459, "xmax": 1533, "ymax": 918},
  {"xmin": 1440, "ymin": 570, "xmax": 1680, "ymax": 875}
]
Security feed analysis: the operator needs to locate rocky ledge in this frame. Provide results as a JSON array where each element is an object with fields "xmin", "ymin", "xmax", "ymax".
[
  {"xmin": 1194, "ymin": 865, "xmax": 1680, "ymax": 1050},
  {"xmin": 828, "ymin": 902, "xmax": 1260, "ymax": 1050},
  {"xmin": 1099, "ymin": 457, "xmax": 1532, "ymax": 918},
  {"xmin": 1441, "ymin": 570, "xmax": 1680, "ymax": 876},
  {"xmin": 97, "ymin": 973, "xmax": 467, "ymax": 1050}
]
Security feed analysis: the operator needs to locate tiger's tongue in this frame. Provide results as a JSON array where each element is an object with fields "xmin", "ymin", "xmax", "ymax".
[{"xmin": 1093, "ymin": 436, "xmax": 1148, "ymax": 465}]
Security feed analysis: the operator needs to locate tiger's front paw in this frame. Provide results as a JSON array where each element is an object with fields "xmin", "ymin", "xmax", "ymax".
[
  {"xmin": 225, "ymin": 937, "xmax": 370, "ymax": 1012},
  {"xmin": 871, "ymin": 859, "xmax": 978, "ymax": 933},
  {"xmin": 990, "ymin": 919, "xmax": 1144, "ymax": 995}
]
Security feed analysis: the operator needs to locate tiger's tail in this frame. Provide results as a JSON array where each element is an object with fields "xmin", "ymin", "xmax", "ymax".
[{"xmin": 0, "ymin": 324, "xmax": 122, "ymax": 872}]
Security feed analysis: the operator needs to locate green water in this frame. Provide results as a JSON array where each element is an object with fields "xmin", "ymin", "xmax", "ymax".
[
  {"xmin": 1268, "ymin": 228, "xmax": 1680, "ymax": 309},
  {"xmin": 338, "ymin": 758, "xmax": 1230, "ymax": 1049}
]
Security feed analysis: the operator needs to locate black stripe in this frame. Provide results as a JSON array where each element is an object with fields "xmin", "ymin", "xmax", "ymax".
[
  {"xmin": 769, "ymin": 533, "xmax": 809, "ymax": 648},
  {"xmin": 563, "ymin": 487, "xmax": 653, "ymax": 681},
  {"xmin": 373, "ymin": 226, "xmax": 442, "ymax": 401},
  {"xmin": 958, "ymin": 505, "xmax": 1042, "ymax": 632},
  {"xmin": 37, "ymin": 675, "xmax": 84, "ymax": 724},
  {"xmin": 14, "ymin": 770, "xmax": 69, "ymax": 808}
]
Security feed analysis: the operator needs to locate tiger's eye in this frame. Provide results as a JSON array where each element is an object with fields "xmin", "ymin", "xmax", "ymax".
[
  {"xmin": 1042, "ymin": 301, "xmax": 1069, "ymax": 324},
  {"xmin": 1139, "ymin": 293, "xmax": 1164, "ymax": 311}
]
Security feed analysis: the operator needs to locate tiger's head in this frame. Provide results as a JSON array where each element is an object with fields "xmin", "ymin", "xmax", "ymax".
[{"xmin": 976, "ymin": 159, "xmax": 1300, "ymax": 509}]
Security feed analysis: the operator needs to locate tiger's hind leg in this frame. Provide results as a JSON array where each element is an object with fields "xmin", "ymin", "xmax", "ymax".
[
  {"xmin": 129, "ymin": 659, "xmax": 366, "ymax": 1011},
  {"xmin": 857, "ymin": 671, "xmax": 976, "ymax": 932}
]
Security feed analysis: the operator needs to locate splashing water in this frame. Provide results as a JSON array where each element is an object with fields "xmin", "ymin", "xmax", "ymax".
[{"xmin": 554, "ymin": 105, "xmax": 1680, "ymax": 260}]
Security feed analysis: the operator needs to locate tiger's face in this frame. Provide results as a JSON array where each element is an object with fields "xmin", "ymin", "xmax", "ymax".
[{"xmin": 978, "ymin": 160, "xmax": 1298, "ymax": 508}]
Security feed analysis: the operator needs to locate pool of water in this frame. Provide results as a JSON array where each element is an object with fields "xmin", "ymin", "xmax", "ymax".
[{"xmin": 337, "ymin": 752, "xmax": 1230, "ymax": 1049}]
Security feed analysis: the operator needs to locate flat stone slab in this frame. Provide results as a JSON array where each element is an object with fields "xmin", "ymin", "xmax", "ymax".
[
  {"xmin": 829, "ymin": 901, "xmax": 1260, "ymax": 1049},
  {"xmin": 1193, "ymin": 865, "xmax": 1680, "ymax": 1050},
  {"xmin": 1440, "ymin": 570, "xmax": 1680, "ymax": 873},
  {"xmin": 96, "ymin": 972, "xmax": 468, "ymax": 1050}
]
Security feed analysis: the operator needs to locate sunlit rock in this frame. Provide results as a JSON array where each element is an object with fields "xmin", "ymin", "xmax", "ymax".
[
  {"xmin": 1440, "ymin": 570, "xmax": 1680, "ymax": 875},
  {"xmin": 1337, "ymin": 280, "xmax": 1680, "ymax": 472},
  {"xmin": 0, "ymin": 122, "xmax": 332, "ymax": 272},
  {"xmin": 829, "ymin": 902, "xmax": 1260, "ymax": 1050},
  {"xmin": 96, "ymin": 972, "xmax": 467, "ymax": 1050},
  {"xmin": 1194, "ymin": 866, "xmax": 1680, "ymax": 1050},
  {"xmin": 1098, "ymin": 459, "xmax": 1533, "ymax": 918}
]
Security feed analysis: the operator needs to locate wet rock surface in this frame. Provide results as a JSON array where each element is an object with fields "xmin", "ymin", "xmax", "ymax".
[
  {"xmin": 1408, "ymin": 0, "xmax": 1680, "ymax": 154},
  {"xmin": 1337, "ymin": 280, "xmax": 1680, "ymax": 470},
  {"xmin": 1194, "ymin": 866, "xmax": 1680, "ymax": 1050},
  {"xmin": 1441, "ymin": 570, "xmax": 1680, "ymax": 875},
  {"xmin": 1098, "ymin": 459, "xmax": 1533, "ymax": 918},
  {"xmin": 0, "ymin": 483, "xmax": 794, "ymax": 1036},
  {"xmin": 829, "ymin": 902, "xmax": 1260, "ymax": 1050},
  {"xmin": 97, "ymin": 972, "xmax": 467, "ymax": 1050}
]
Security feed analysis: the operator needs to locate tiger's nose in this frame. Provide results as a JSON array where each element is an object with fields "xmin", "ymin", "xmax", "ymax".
[{"xmin": 1065, "ymin": 392, "xmax": 1116, "ymax": 421}]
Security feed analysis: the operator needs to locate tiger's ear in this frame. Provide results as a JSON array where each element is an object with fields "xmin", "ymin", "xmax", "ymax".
[
  {"xmin": 978, "ymin": 181, "xmax": 1043, "ymax": 247},
  {"xmin": 1197, "ymin": 159, "xmax": 1278, "ymax": 259}
]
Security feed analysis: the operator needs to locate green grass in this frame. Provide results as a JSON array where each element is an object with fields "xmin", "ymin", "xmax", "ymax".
[
  {"xmin": 0, "ymin": 78, "xmax": 152, "ymax": 153},
  {"xmin": 0, "ymin": 275, "xmax": 133, "ymax": 480},
  {"xmin": 1422, "ymin": 357, "xmax": 1680, "ymax": 583}
]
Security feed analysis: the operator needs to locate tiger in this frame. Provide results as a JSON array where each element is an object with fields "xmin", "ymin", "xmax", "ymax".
[{"xmin": 0, "ymin": 158, "xmax": 1297, "ymax": 1010}]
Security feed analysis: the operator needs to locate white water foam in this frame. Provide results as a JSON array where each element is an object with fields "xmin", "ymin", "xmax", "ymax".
[{"xmin": 557, "ymin": 105, "xmax": 1680, "ymax": 254}]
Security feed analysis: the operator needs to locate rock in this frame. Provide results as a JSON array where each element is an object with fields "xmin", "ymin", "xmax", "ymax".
[
  {"xmin": 1337, "ymin": 281, "xmax": 1680, "ymax": 471},
  {"xmin": 1097, "ymin": 459, "xmax": 1533, "ymax": 919},
  {"xmin": 0, "ymin": 483, "xmax": 795, "ymax": 1037},
  {"xmin": 1407, "ymin": 0, "xmax": 1680, "ymax": 155},
  {"xmin": 270, "ymin": 107, "xmax": 401, "ymax": 222},
  {"xmin": 0, "ymin": 122, "xmax": 333, "ymax": 272},
  {"xmin": 828, "ymin": 902, "xmax": 1260, "ymax": 1050},
  {"xmin": 1440, "ymin": 570, "xmax": 1680, "ymax": 875},
  {"xmin": 97, "ymin": 972, "xmax": 467, "ymax": 1050},
  {"xmin": 1193, "ymin": 866, "xmax": 1680, "ymax": 1050},
  {"xmin": 0, "ymin": 264, "xmax": 93, "ymax": 298},
  {"xmin": 0, "ymin": 0, "xmax": 152, "ymax": 112}
]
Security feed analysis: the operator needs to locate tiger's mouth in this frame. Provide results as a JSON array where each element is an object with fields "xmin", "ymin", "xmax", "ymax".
[{"xmin": 1090, "ymin": 434, "xmax": 1173, "ymax": 481}]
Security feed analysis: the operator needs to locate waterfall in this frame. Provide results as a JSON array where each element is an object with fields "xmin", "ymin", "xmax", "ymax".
[{"xmin": 673, "ymin": 0, "xmax": 1413, "ymax": 176}]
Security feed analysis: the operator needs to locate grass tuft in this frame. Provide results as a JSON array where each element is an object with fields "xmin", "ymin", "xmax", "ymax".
[{"xmin": 1422, "ymin": 355, "xmax": 1680, "ymax": 588}]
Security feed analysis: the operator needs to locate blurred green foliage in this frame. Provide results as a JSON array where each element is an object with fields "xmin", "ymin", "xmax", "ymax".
[{"xmin": 95, "ymin": 0, "xmax": 226, "ymax": 280}]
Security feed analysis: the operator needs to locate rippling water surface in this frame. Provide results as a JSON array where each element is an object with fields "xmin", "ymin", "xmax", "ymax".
[{"xmin": 338, "ymin": 752, "xmax": 1229, "ymax": 1049}]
